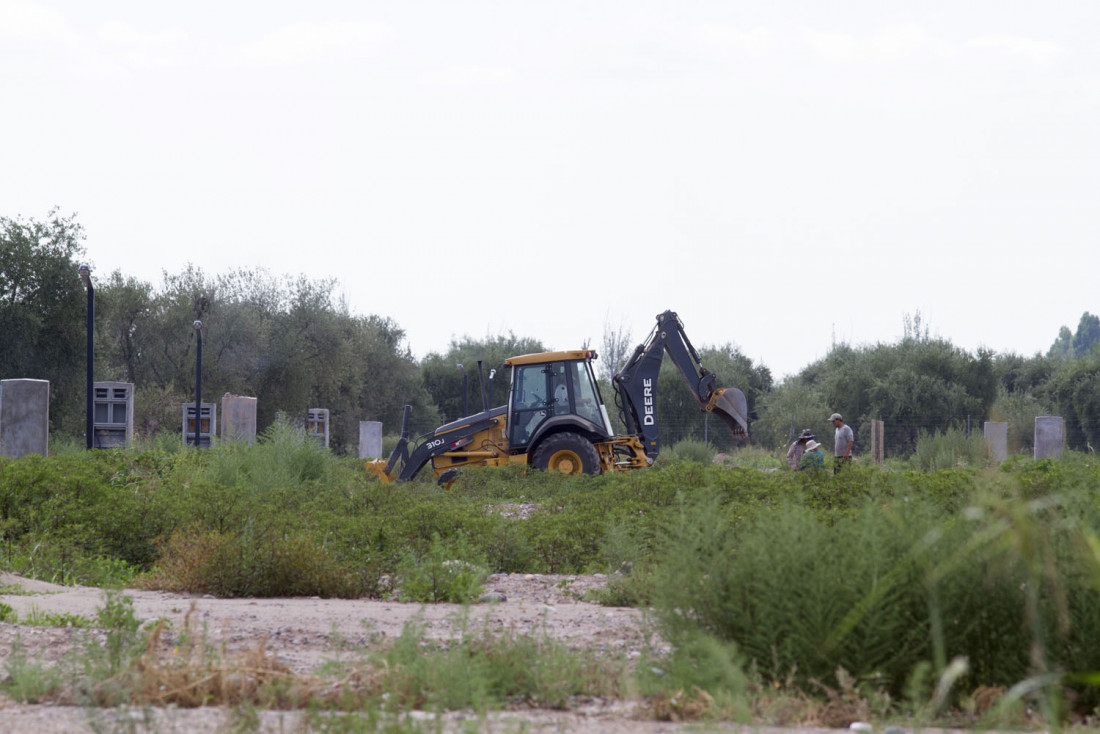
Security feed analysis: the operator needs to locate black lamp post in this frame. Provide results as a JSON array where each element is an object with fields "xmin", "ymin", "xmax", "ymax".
[
  {"xmin": 193, "ymin": 320, "xmax": 203, "ymax": 447},
  {"xmin": 78, "ymin": 265, "xmax": 94, "ymax": 450},
  {"xmin": 457, "ymin": 363, "xmax": 468, "ymax": 417}
]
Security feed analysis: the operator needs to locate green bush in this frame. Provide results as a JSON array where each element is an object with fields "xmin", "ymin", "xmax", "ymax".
[
  {"xmin": 140, "ymin": 523, "xmax": 360, "ymax": 598},
  {"xmin": 395, "ymin": 532, "xmax": 488, "ymax": 604},
  {"xmin": 910, "ymin": 427, "xmax": 990, "ymax": 472},
  {"xmin": 662, "ymin": 439, "xmax": 715, "ymax": 465}
]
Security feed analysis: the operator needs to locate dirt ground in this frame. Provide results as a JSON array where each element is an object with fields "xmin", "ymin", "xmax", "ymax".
[{"xmin": 0, "ymin": 570, "xmax": 807, "ymax": 733}]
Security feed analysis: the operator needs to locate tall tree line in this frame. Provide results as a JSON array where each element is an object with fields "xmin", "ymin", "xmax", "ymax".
[
  {"xmin": 1, "ymin": 211, "xmax": 434, "ymax": 452},
  {"xmin": 5, "ymin": 211, "xmax": 1100, "ymax": 458}
]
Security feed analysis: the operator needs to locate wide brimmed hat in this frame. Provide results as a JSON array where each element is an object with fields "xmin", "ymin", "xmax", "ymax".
[{"xmin": 805, "ymin": 440, "xmax": 822, "ymax": 452}]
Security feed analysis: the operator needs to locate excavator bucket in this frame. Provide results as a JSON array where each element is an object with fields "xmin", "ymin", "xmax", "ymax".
[{"xmin": 709, "ymin": 387, "xmax": 749, "ymax": 438}]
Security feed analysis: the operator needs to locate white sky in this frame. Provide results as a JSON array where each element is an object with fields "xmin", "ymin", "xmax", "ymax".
[{"xmin": 3, "ymin": 1, "xmax": 1098, "ymax": 379}]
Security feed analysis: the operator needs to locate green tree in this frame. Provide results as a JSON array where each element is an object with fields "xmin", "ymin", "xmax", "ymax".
[
  {"xmin": 653, "ymin": 344, "xmax": 771, "ymax": 450},
  {"xmin": 419, "ymin": 333, "xmax": 544, "ymax": 424},
  {"xmin": 751, "ymin": 378, "xmax": 829, "ymax": 451},
  {"xmin": 1048, "ymin": 312, "xmax": 1100, "ymax": 359},
  {"xmin": 0, "ymin": 209, "xmax": 88, "ymax": 437},
  {"xmin": 798, "ymin": 337, "xmax": 997, "ymax": 458},
  {"xmin": 1046, "ymin": 353, "xmax": 1100, "ymax": 451},
  {"xmin": 1072, "ymin": 312, "xmax": 1100, "ymax": 357}
]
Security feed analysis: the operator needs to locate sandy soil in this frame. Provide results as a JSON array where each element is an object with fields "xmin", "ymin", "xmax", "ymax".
[{"xmin": 0, "ymin": 571, "xmax": 785, "ymax": 733}]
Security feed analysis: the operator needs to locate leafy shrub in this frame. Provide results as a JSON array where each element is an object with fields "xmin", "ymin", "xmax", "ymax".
[
  {"xmin": 910, "ymin": 427, "xmax": 990, "ymax": 472},
  {"xmin": 140, "ymin": 524, "xmax": 360, "ymax": 598},
  {"xmin": 662, "ymin": 439, "xmax": 715, "ymax": 465},
  {"xmin": 395, "ymin": 532, "xmax": 488, "ymax": 603}
]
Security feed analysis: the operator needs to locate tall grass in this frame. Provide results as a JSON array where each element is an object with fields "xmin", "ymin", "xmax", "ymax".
[
  {"xmin": 642, "ymin": 460, "xmax": 1100, "ymax": 724},
  {"xmin": 910, "ymin": 427, "xmax": 991, "ymax": 472},
  {"xmin": 5, "ymin": 436, "xmax": 1100, "ymax": 724}
]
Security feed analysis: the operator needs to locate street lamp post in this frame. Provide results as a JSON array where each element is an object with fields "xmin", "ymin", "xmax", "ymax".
[
  {"xmin": 193, "ymin": 320, "xmax": 203, "ymax": 447},
  {"xmin": 78, "ymin": 265, "xmax": 94, "ymax": 450}
]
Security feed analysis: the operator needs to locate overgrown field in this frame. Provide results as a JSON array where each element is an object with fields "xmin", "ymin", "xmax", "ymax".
[{"xmin": 2, "ymin": 428, "xmax": 1100, "ymax": 728}]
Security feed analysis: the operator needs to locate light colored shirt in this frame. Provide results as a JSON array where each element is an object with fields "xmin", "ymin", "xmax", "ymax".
[
  {"xmin": 835, "ymin": 423, "xmax": 854, "ymax": 457},
  {"xmin": 786, "ymin": 441, "xmax": 805, "ymax": 469}
]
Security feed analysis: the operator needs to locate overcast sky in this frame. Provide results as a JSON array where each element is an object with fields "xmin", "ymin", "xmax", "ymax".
[{"xmin": 3, "ymin": 1, "xmax": 1098, "ymax": 379}]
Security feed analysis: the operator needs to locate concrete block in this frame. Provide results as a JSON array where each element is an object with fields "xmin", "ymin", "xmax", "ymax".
[
  {"xmin": 1034, "ymin": 416, "xmax": 1064, "ymax": 460},
  {"xmin": 360, "ymin": 421, "xmax": 383, "ymax": 459},
  {"xmin": 0, "ymin": 379, "xmax": 50, "ymax": 458},
  {"xmin": 983, "ymin": 421, "xmax": 1008, "ymax": 463},
  {"xmin": 220, "ymin": 394, "xmax": 258, "ymax": 445}
]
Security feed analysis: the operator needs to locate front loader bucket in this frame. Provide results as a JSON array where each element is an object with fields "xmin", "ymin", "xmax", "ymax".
[{"xmin": 709, "ymin": 387, "xmax": 749, "ymax": 438}]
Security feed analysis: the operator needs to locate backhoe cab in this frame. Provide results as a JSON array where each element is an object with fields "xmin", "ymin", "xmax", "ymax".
[{"xmin": 365, "ymin": 310, "xmax": 749, "ymax": 485}]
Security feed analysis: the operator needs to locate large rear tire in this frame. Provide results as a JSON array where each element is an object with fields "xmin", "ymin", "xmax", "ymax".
[{"xmin": 531, "ymin": 432, "xmax": 601, "ymax": 476}]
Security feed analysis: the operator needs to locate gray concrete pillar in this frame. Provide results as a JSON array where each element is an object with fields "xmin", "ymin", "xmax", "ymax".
[
  {"xmin": 983, "ymin": 421, "xmax": 1008, "ymax": 463},
  {"xmin": 1033, "ymin": 416, "xmax": 1064, "ymax": 460},
  {"xmin": 359, "ymin": 421, "xmax": 383, "ymax": 459},
  {"xmin": 0, "ymin": 379, "xmax": 50, "ymax": 458},
  {"xmin": 220, "ymin": 395, "xmax": 258, "ymax": 445}
]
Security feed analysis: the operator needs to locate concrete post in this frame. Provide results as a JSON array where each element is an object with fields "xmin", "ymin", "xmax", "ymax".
[
  {"xmin": 0, "ymin": 379, "xmax": 50, "ymax": 458},
  {"xmin": 359, "ymin": 421, "xmax": 383, "ymax": 459},
  {"xmin": 983, "ymin": 421, "xmax": 1008, "ymax": 463},
  {"xmin": 870, "ymin": 419, "xmax": 885, "ymax": 465},
  {"xmin": 1034, "ymin": 416, "xmax": 1064, "ymax": 460},
  {"xmin": 220, "ymin": 395, "xmax": 258, "ymax": 445}
]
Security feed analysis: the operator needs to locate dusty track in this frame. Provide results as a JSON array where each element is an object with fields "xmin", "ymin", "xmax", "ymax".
[{"xmin": 0, "ymin": 571, "xmax": 777, "ymax": 733}]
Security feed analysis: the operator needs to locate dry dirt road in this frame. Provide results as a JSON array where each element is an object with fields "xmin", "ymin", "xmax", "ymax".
[{"xmin": 0, "ymin": 571, "xmax": 824, "ymax": 733}]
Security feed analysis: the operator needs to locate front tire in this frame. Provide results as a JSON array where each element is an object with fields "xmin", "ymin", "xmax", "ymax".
[{"xmin": 531, "ymin": 432, "xmax": 601, "ymax": 475}]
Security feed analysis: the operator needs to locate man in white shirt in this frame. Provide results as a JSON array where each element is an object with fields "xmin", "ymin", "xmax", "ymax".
[{"xmin": 829, "ymin": 412, "xmax": 853, "ymax": 473}]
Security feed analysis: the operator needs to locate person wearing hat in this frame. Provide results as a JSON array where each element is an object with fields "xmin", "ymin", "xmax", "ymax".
[
  {"xmin": 797, "ymin": 439, "xmax": 826, "ymax": 471},
  {"xmin": 786, "ymin": 428, "xmax": 815, "ymax": 469},
  {"xmin": 829, "ymin": 412, "xmax": 854, "ymax": 473}
]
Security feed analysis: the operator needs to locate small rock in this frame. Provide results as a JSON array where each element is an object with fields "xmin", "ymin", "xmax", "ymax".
[
  {"xmin": 478, "ymin": 592, "xmax": 507, "ymax": 603},
  {"xmin": 850, "ymin": 723, "xmax": 873, "ymax": 732}
]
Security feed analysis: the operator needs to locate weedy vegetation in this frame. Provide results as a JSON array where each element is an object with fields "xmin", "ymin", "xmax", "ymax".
[{"xmin": 2, "ymin": 428, "xmax": 1100, "ymax": 730}]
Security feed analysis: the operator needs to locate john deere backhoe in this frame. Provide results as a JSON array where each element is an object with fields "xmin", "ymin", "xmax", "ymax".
[{"xmin": 365, "ymin": 310, "xmax": 748, "ymax": 484}]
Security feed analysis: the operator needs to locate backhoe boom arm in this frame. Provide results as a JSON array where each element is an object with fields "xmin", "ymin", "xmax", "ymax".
[{"xmin": 612, "ymin": 310, "xmax": 748, "ymax": 459}]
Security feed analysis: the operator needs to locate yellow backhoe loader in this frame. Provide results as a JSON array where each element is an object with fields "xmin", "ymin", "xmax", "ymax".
[{"xmin": 365, "ymin": 310, "xmax": 748, "ymax": 484}]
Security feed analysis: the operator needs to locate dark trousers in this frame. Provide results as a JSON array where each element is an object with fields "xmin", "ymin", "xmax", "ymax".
[{"xmin": 833, "ymin": 456, "xmax": 850, "ymax": 474}]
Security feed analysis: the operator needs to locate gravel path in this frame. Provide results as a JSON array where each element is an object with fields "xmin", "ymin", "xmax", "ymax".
[{"xmin": 0, "ymin": 571, "xmax": 718, "ymax": 733}]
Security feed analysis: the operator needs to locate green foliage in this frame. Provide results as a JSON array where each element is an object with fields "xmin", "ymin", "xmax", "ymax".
[
  {"xmin": 653, "ymin": 345, "xmax": 772, "ymax": 451},
  {"xmin": 93, "ymin": 264, "xmax": 433, "ymax": 452},
  {"xmin": 142, "ymin": 523, "xmax": 361, "ymax": 598},
  {"xmin": 909, "ymin": 427, "xmax": 990, "ymax": 472},
  {"xmin": 0, "ymin": 209, "xmax": 88, "ymax": 437},
  {"xmin": 662, "ymin": 439, "xmax": 716, "ymax": 464},
  {"xmin": 751, "ymin": 379, "xmax": 829, "ymax": 451},
  {"xmin": 788, "ymin": 333, "xmax": 997, "ymax": 459},
  {"xmin": 419, "ymin": 333, "xmax": 545, "ymax": 423},
  {"xmin": 3, "ymin": 636, "xmax": 64, "ymax": 703},
  {"xmin": 395, "ymin": 532, "xmax": 489, "ymax": 603},
  {"xmin": 987, "ymin": 386, "xmax": 1048, "ymax": 455},
  {"xmin": 640, "ymin": 459, "xmax": 1100, "ymax": 718},
  {"xmin": 1046, "ymin": 351, "xmax": 1100, "ymax": 451},
  {"xmin": 373, "ymin": 616, "xmax": 625, "ymax": 711},
  {"xmin": 1049, "ymin": 311, "xmax": 1100, "ymax": 359}
]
